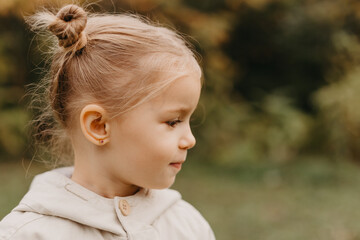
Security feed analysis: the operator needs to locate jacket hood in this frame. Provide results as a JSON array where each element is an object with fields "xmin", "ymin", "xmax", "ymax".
[{"xmin": 13, "ymin": 167, "xmax": 181, "ymax": 235}]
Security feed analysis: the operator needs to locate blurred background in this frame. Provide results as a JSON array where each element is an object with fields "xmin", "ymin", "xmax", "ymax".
[{"xmin": 2, "ymin": 0, "xmax": 360, "ymax": 239}]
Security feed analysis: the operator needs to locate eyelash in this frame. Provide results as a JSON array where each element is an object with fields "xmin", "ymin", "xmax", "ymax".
[{"xmin": 166, "ymin": 119, "xmax": 182, "ymax": 127}]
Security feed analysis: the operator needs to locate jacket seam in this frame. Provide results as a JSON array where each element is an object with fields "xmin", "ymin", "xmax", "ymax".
[
  {"xmin": 151, "ymin": 199, "xmax": 180, "ymax": 224},
  {"xmin": 3, "ymin": 215, "xmax": 45, "ymax": 240}
]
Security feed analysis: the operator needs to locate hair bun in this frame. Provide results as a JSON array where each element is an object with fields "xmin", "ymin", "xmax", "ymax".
[{"xmin": 48, "ymin": 4, "xmax": 87, "ymax": 49}]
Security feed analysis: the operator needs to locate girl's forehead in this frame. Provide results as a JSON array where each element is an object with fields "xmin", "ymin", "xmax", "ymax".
[{"xmin": 150, "ymin": 74, "xmax": 201, "ymax": 109}]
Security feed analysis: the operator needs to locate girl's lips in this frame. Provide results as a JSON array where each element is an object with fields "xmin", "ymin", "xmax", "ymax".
[{"xmin": 170, "ymin": 162, "xmax": 183, "ymax": 169}]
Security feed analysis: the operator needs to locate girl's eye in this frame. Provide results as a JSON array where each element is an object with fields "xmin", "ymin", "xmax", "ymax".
[{"xmin": 166, "ymin": 119, "xmax": 182, "ymax": 127}]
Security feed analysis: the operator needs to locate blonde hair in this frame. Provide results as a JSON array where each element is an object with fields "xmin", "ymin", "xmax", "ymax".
[{"xmin": 26, "ymin": 4, "xmax": 201, "ymax": 165}]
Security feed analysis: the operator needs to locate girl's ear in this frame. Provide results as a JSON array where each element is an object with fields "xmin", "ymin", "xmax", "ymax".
[{"xmin": 80, "ymin": 104, "xmax": 111, "ymax": 146}]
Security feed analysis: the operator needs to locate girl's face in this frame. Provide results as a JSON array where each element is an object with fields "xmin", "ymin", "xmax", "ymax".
[{"xmin": 104, "ymin": 73, "xmax": 201, "ymax": 190}]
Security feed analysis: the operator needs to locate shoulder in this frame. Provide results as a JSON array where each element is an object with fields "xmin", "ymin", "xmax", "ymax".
[
  {"xmin": 0, "ymin": 211, "xmax": 44, "ymax": 240},
  {"xmin": 0, "ymin": 211, "xmax": 98, "ymax": 240},
  {"xmin": 153, "ymin": 198, "xmax": 216, "ymax": 240}
]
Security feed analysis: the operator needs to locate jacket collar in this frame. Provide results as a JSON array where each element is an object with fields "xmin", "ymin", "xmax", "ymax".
[{"xmin": 13, "ymin": 167, "xmax": 181, "ymax": 235}]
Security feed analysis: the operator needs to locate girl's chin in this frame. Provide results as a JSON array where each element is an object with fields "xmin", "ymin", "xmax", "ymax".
[{"xmin": 144, "ymin": 178, "xmax": 176, "ymax": 190}]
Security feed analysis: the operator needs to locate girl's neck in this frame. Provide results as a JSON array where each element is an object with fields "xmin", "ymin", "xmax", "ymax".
[{"xmin": 71, "ymin": 161, "xmax": 140, "ymax": 198}]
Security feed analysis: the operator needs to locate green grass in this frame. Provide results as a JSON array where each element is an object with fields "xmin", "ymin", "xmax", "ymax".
[
  {"xmin": 173, "ymin": 159, "xmax": 360, "ymax": 240},
  {"xmin": 3, "ymin": 158, "xmax": 360, "ymax": 240}
]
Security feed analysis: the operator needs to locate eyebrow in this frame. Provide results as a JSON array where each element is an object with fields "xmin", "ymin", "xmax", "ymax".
[{"xmin": 164, "ymin": 107, "xmax": 194, "ymax": 115}]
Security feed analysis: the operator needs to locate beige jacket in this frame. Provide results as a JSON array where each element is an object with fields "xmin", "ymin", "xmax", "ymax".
[{"xmin": 0, "ymin": 167, "xmax": 215, "ymax": 240}]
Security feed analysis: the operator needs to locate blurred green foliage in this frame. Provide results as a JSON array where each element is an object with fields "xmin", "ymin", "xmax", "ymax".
[
  {"xmin": 0, "ymin": 14, "xmax": 31, "ymax": 158},
  {"xmin": 1, "ymin": 0, "xmax": 360, "ymax": 164}
]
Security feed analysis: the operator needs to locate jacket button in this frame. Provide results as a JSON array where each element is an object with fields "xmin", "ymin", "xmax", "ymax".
[{"xmin": 118, "ymin": 199, "xmax": 130, "ymax": 216}]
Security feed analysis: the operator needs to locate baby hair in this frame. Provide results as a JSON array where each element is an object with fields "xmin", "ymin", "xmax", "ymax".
[{"xmin": 26, "ymin": 4, "xmax": 201, "ymax": 166}]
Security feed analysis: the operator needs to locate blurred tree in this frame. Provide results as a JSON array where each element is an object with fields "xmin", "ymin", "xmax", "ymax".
[
  {"xmin": 0, "ymin": 15, "xmax": 32, "ymax": 159},
  {"xmin": 315, "ymin": 31, "xmax": 360, "ymax": 162},
  {"xmin": 224, "ymin": 1, "xmax": 335, "ymax": 112}
]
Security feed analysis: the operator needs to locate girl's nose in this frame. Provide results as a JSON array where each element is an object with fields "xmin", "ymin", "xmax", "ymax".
[{"xmin": 179, "ymin": 128, "xmax": 196, "ymax": 150}]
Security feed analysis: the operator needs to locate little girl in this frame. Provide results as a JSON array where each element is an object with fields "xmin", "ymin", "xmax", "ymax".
[{"xmin": 0, "ymin": 4, "xmax": 215, "ymax": 240}]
